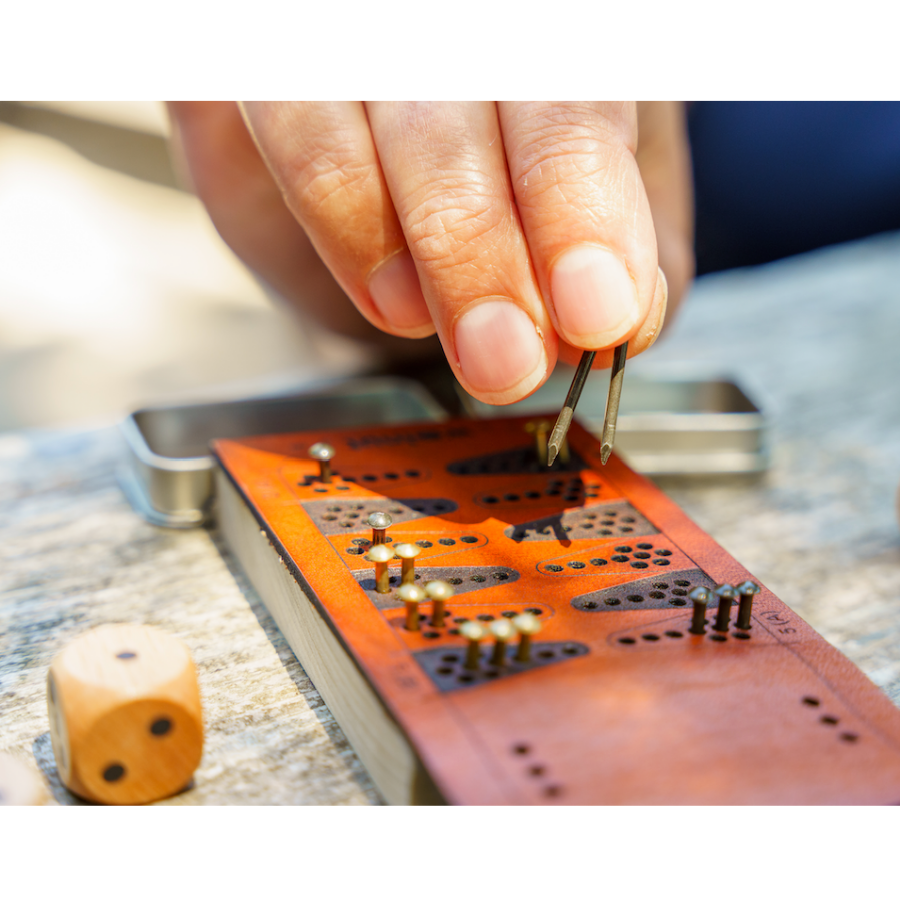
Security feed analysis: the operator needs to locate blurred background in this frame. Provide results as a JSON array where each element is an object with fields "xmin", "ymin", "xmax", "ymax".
[
  {"xmin": 0, "ymin": 101, "xmax": 370, "ymax": 433},
  {"xmin": 3, "ymin": 101, "xmax": 900, "ymax": 433}
]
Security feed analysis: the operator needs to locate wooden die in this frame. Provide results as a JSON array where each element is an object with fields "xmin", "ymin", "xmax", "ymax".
[{"xmin": 47, "ymin": 624, "xmax": 203, "ymax": 804}]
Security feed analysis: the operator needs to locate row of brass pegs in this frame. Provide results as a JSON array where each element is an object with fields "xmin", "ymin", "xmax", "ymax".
[
  {"xmin": 458, "ymin": 614, "xmax": 543, "ymax": 669},
  {"xmin": 688, "ymin": 581, "xmax": 760, "ymax": 635},
  {"xmin": 360, "ymin": 511, "xmax": 545, "ymax": 665}
]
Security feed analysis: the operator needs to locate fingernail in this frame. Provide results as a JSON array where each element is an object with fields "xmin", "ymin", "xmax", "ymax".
[
  {"xmin": 550, "ymin": 244, "xmax": 640, "ymax": 346},
  {"xmin": 368, "ymin": 251, "xmax": 431, "ymax": 330},
  {"xmin": 454, "ymin": 299, "xmax": 546, "ymax": 399}
]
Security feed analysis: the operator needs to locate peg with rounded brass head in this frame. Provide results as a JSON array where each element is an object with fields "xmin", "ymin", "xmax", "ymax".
[
  {"xmin": 459, "ymin": 621, "xmax": 487, "ymax": 670},
  {"xmin": 393, "ymin": 542, "xmax": 422, "ymax": 585},
  {"xmin": 424, "ymin": 580, "xmax": 454, "ymax": 628},
  {"xmin": 524, "ymin": 419, "xmax": 551, "ymax": 467},
  {"xmin": 512, "ymin": 612, "xmax": 542, "ymax": 662},
  {"xmin": 397, "ymin": 583, "xmax": 425, "ymax": 631},
  {"xmin": 365, "ymin": 543, "xmax": 395, "ymax": 593},
  {"xmin": 489, "ymin": 619, "xmax": 516, "ymax": 666},
  {"xmin": 367, "ymin": 511, "xmax": 392, "ymax": 546},
  {"xmin": 308, "ymin": 442, "xmax": 335, "ymax": 483}
]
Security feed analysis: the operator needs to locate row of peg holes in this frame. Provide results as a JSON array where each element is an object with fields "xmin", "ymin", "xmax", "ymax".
[
  {"xmin": 617, "ymin": 630, "xmax": 751, "ymax": 644},
  {"xmin": 482, "ymin": 477, "xmax": 600, "ymax": 506},
  {"xmin": 802, "ymin": 696, "xmax": 859, "ymax": 743},
  {"xmin": 547, "ymin": 544, "xmax": 673, "ymax": 574},
  {"xmin": 434, "ymin": 642, "xmax": 578, "ymax": 679},
  {"xmin": 512, "ymin": 744, "xmax": 561, "ymax": 798},
  {"xmin": 578, "ymin": 577, "xmax": 692, "ymax": 610},
  {"xmin": 346, "ymin": 534, "xmax": 480, "ymax": 555},
  {"xmin": 512, "ymin": 507, "xmax": 639, "ymax": 541}
]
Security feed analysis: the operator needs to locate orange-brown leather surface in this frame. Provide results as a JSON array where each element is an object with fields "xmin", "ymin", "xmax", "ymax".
[{"xmin": 213, "ymin": 418, "xmax": 900, "ymax": 805}]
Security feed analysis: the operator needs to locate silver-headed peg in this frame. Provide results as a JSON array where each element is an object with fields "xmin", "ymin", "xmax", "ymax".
[
  {"xmin": 689, "ymin": 587, "xmax": 710, "ymax": 635},
  {"xmin": 367, "ymin": 511, "xmax": 392, "ymax": 546},
  {"xmin": 308, "ymin": 442, "xmax": 335, "ymax": 483},
  {"xmin": 365, "ymin": 544, "xmax": 395, "ymax": 593},
  {"xmin": 736, "ymin": 581, "xmax": 760, "ymax": 630},
  {"xmin": 713, "ymin": 584, "xmax": 736, "ymax": 632}
]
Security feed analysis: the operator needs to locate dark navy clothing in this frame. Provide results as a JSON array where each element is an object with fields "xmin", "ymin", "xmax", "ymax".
[{"xmin": 689, "ymin": 102, "xmax": 900, "ymax": 273}]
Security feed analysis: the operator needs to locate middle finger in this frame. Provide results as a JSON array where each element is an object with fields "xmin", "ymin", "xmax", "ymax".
[{"xmin": 365, "ymin": 101, "xmax": 555, "ymax": 405}]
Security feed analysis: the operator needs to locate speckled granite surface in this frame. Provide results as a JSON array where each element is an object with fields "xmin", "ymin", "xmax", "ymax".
[
  {"xmin": 2, "ymin": 231, "xmax": 900, "ymax": 803},
  {"xmin": 0, "ymin": 428, "xmax": 381, "ymax": 804},
  {"xmin": 635, "ymin": 231, "xmax": 900, "ymax": 704}
]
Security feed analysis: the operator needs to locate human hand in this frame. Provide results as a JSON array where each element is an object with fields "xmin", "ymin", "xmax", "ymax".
[{"xmin": 168, "ymin": 102, "xmax": 693, "ymax": 405}]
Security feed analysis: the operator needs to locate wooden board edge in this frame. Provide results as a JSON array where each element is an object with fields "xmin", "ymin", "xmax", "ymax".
[{"xmin": 215, "ymin": 468, "xmax": 444, "ymax": 806}]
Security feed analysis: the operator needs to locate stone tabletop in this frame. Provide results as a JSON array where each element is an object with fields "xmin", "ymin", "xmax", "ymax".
[{"xmin": 3, "ymin": 231, "xmax": 900, "ymax": 804}]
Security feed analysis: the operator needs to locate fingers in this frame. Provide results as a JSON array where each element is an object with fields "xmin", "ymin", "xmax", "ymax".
[
  {"xmin": 178, "ymin": 102, "xmax": 693, "ymax": 407},
  {"xmin": 498, "ymin": 102, "xmax": 660, "ymax": 360},
  {"xmin": 364, "ymin": 101, "xmax": 555, "ymax": 404},
  {"xmin": 240, "ymin": 102, "xmax": 433, "ymax": 337},
  {"xmin": 634, "ymin": 101, "xmax": 695, "ymax": 325},
  {"xmin": 167, "ymin": 102, "xmax": 439, "ymax": 352}
]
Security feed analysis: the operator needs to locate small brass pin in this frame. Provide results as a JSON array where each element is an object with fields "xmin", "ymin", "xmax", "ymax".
[
  {"xmin": 713, "ymin": 584, "xmax": 736, "ymax": 633},
  {"xmin": 524, "ymin": 419, "xmax": 551, "ymax": 467},
  {"xmin": 735, "ymin": 581, "xmax": 760, "ymax": 630},
  {"xmin": 365, "ymin": 544, "xmax": 395, "ymax": 593},
  {"xmin": 393, "ymin": 543, "xmax": 422, "ymax": 586},
  {"xmin": 367, "ymin": 511, "xmax": 392, "ymax": 546},
  {"xmin": 424, "ymin": 580, "xmax": 454, "ymax": 629},
  {"xmin": 459, "ymin": 621, "xmax": 487, "ymax": 670},
  {"xmin": 308, "ymin": 442, "xmax": 335, "ymax": 483},
  {"xmin": 397, "ymin": 583, "xmax": 425, "ymax": 631},
  {"xmin": 489, "ymin": 619, "xmax": 516, "ymax": 666},
  {"xmin": 512, "ymin": 612, "xmax": 542, "ymax": 662},
  {"xmin": 547, "ymin": 341, "xmax": 628, "ymax": 467},
  {"xmin": 689, "ymin": 587, "xmax": 710, "ymax": 635}
]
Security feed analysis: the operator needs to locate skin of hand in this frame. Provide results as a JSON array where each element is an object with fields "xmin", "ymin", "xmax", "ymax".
[{"xmin": 167, "ymin": 102, "xmax": 694, "ymax": 405}]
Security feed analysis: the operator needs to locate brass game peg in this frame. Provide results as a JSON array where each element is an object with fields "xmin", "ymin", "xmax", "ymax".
[
  {"xmin": 308, "ymin": 442, "xmax": 335, "ymax": 483},
  {"xmin": 513, "ymin": 612, "xmax": 542, "ymax": 662},
  {"xmin": 459, "ymin": 621, "xmax": 487, "ymax": 670},
  {"xmin": 393, "ymin": 543, "xmax": 422, "ymax": 585},
  {"xmin": 736, "ymin": 581, "xmax": 760, "ymax": 630},
  {"xmin": 524, "ymin": 419, "xmax": 551, "ymax": 467},
  {"xmin": 689, "ymin": 587, "xmax": 710, "ymax": 635},
  {"xmin": 367, "ymin": 511, "xmax": 392, "ymax": 546},
  {"xmin": 424, "ymin": 580, "xmax": 454, "ymax": 628},
  {"xmin": 397, "ymin": 583, "xmax": 425, "ymax": 631},
  {"xmin": 365, "ymin": 543, "xmax": 395, "ymax": 593},
  {"xmin": 713, "ymin": 584, "xmax": 737, "ymax": 632},
  {"xmin": 489, "ymin": 619, "xmax": 516, "ymax": 666}
]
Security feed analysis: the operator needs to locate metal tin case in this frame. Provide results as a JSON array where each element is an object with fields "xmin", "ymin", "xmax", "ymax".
[
  {"xmin": 119, "ymin": 377, "xmax": 446, "ymax": 528},
  {"xmin": 465, "ymin": 375, "xmax": 767, "ymax": 476}
]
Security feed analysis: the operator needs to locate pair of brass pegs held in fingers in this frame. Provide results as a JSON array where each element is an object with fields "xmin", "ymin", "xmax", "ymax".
[{"xmin": 546, "ymin": 342, "xmax": 628, "ymax": 467}]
